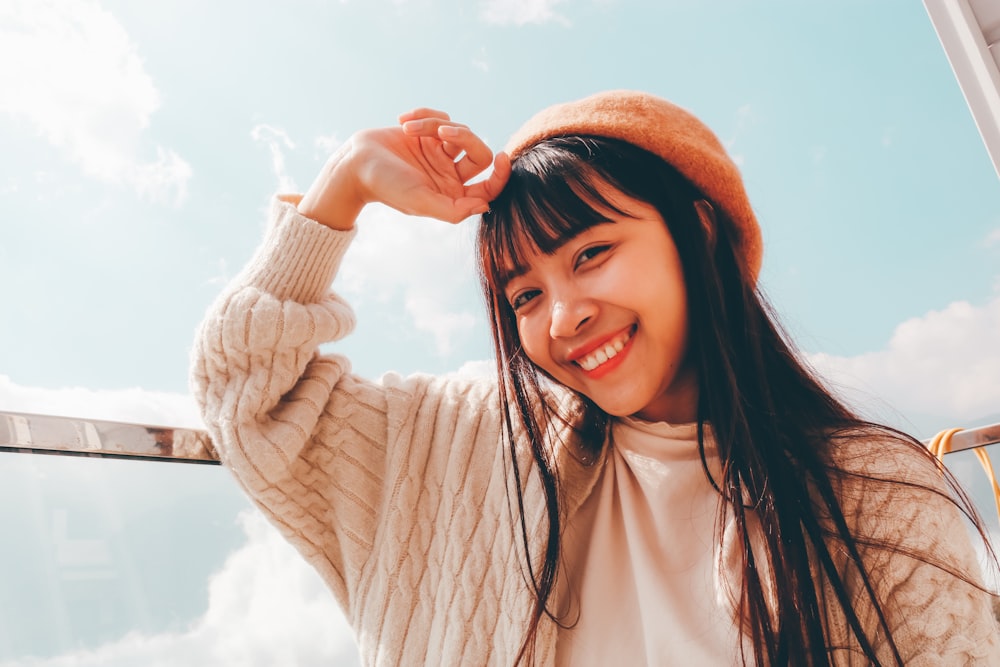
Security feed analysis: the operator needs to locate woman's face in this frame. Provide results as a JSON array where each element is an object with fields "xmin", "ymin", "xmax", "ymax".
[{"xmin": 502, "ymin": 188, "xmax": 698, "ymax": 423}]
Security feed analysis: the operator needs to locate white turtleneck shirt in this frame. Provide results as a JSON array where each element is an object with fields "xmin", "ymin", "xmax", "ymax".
[{"xmin": 556, "ymin": 418, "xmax": 743, "ymax": 666}]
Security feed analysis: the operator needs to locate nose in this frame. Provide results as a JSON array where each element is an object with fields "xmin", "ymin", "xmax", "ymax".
[{"xmin": 549, "ymin": 291, "xmax": 597, "ymax": 339}]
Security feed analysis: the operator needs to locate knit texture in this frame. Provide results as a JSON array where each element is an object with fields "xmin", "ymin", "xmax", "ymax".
[
  {"xmin": 191, "ymin": 196, "xmax": 1000, "ymax": 665},
  {"xmin": 504, "ymin": 90, "xmax": 763, "ymax": 282}
]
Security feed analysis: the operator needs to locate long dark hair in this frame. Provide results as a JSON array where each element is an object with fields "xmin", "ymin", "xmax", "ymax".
[{"xmin": 476, "ymin": 136, "xmax": 992, "ymax": 665}]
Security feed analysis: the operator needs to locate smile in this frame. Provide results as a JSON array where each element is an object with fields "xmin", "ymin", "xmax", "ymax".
[{"xmin": 575, "ymin": 327, "xmax": 634, "ymax": 372}]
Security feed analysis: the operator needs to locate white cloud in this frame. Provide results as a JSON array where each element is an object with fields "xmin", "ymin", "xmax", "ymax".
[
  {"xmin": 251, "ymin": 124, "xmax": 298, "ymax": 193},
  {"xmin": 881, "ymin": 126, "xmax": 895, "ymax": 148},
  {"xmin": 405, "ymin": 292, "xmax": 478, "ymax": 356},
  {"xmin": 449, "ymin": 359, "xmax": 494, "ymax": 380},
  {"xmin": 807, "ymin": 295, "xmax": 1000, "ymax": 424},
  {"xmin": 481, "ymin": 0, "xmax": 569, "ymax": 26},
  {"xmin": 338, "ymin": 204, "xmax": 481, "ymax": 356},
  {"xmin": 0, "ymin": 0, "xmax": 192, "ymax": 205},
  {"xmin": 0, "ymin": 382, "xmax": 360, "ymax": 666},
  {"xmin": 472, "ymin": 47, "xmax": 490, "ymax": 72},
  {"xmin": 0, "ymin": 375, "xmax": 202, "ymax": 429},
  {"xmin": 0, "ymin": 510, "xmax": 360, "ymax": 667},
  {"xmin": 0, "ymin": 176, "xmax": 18, "ymax": 195},
  {"xmin": 131, "ymin": 146, "xmax": 193, "ymax": 205},
  {"xmin": 314, "ymin": 131, "xmax": 343, "ymax": 160},
  {"xmin": 724, "ymin": 103, "xmax": 753, "ymax": 168},
  {"xmin": 204, "ymin": 256, "xmax": 231, "ymax": 288},
  {"xmin": 983, "ymin": 227, "xmax": 1000, "ymax": 248}
]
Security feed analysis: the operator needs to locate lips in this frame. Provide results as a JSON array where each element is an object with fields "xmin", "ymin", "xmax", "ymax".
[{"xmin": 567, "ymin": 325, "xmax": 636, "ymax": 378}]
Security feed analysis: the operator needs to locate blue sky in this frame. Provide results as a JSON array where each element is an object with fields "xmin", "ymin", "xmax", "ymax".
[
  {"xmin": 1, "ymin": 0, "xmax": 998, "ymax": 423},
  {"xmin": 1, "ymin": 0, "xmax": 999, "ymax": 664}
]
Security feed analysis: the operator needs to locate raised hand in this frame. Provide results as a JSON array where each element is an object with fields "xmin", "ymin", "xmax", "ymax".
[{"xmin": 298, "ymin": 110, "xmax": 510, "ymax": 230}]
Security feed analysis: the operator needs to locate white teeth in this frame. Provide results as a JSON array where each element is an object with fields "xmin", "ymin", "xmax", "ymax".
[{"xmin": 576, "ymin": 329, "xmax": 633, "ymax": 372}]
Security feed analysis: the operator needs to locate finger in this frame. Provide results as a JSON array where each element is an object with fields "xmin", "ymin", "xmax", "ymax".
[
  {"xmin": 440, "ymin": 140, "xmax": 464, "ymax": 161},
  {"xmin": 401, "ymin": 118, "xmax": 469, "ymax": 136},
  {"xmin": 465, "ymin": 152, "xmax": 511, "ymax": 202},
  {"xmin": 398, "ymin": 107, "xmax": 451, "ymax": 124},
  {"xmin": 455, "ymin": 148, "xmax": 494, "ymax": 184},
  {"xmin": 453, "ymin": 197, "xmax": 492, "ymax": 220},
  {"xmin": 437, "ymin": 125, "xmax": 495, "ymax": 182},
  {"xmin": 418, "ymin": 136, "xmax": 466, "ymax": 198},
  {"xmin": 405, "ymin": 189, "xmax": 489, "ymax": 224}
]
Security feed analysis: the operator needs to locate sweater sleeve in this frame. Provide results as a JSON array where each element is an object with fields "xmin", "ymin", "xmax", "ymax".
[
  {"xmin": 833, "ymin": 437, "xmax": 1000, "ymax": 665},
  {"xmin": 189, "ymin": 195, "xmax": 477, "ymax": 615}
]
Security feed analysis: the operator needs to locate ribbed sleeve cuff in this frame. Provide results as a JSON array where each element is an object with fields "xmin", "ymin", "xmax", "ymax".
[{"xmin": 239, "ymin": 195, "xmax": 358, "ymax": 303}]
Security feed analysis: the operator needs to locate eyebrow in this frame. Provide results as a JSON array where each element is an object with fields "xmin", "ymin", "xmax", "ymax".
[
  {"xmin": 496, "ymin": 218, "xmax": 623, "ymax": 291},
  {"xmin": 497, "ymin": 263, "xmax": 530, "ymax": 291}
]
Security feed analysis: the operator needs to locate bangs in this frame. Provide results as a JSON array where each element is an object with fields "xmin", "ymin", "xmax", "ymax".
[{"xmin": 479, "ymin": 139, "xmax": 634, "ymax": 293}]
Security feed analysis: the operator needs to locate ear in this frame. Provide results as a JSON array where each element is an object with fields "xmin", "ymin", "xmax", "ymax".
[{"xmin": 693, "ymin": 199, "xmax": 717, "ymax": 251}]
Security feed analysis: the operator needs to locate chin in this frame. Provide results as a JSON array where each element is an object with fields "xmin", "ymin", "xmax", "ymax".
[{"xmin": 589, "ymin": 397, "xmax": 648, "ymax": 419}]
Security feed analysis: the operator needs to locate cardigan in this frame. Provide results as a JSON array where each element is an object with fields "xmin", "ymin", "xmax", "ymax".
[{"xmin": 191, "ymin": 196, "xmax": 1000, "ymax": 665}]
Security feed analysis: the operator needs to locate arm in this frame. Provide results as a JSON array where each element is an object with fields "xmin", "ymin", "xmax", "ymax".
[
  {"xmin": 833, "ymin": 438, "xmax": 1000, "ymax": 665},
  {"xmin": 297, "ymin": 109, "xmax": 510, "ymax": 230},
  {"xmin": 190, "ymin": 112, "xmax": 509, "ymax": 609}
]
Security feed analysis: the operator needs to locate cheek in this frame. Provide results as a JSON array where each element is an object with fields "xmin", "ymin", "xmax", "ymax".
[
  {"xmin": 625, "ymin": 269, "xmax": 689, "ymax": 345},
  {"xmin": 516, "ymin": 316, "xmax": 552, "ymax": 369}
]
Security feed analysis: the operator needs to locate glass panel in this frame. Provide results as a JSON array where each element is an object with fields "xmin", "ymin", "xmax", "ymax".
[{"xmin": 0, "ymin": 452, "xmax": 359, "ymax": 666}]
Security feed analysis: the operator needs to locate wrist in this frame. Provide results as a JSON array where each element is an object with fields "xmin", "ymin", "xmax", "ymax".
[{"xmin": 297, "ymin": 141, "xmax": 365, "ymax": 230}]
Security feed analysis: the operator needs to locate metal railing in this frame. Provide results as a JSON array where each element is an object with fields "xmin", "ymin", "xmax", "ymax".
[
  {"xmin": 1, "ymin": 409, "xmax": 997, "ymax": 464},
  {"xmin": 0, "ymin": 410, "xmax": 218, "ymax": 464}
]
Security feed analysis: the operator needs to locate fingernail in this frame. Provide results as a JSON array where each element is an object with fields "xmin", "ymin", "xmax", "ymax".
[
  {"xmin": 438, "ymin": 125, "xmax": 460, "ymax": 138},
  {"xmin": 402, "ymin": 120, "xmax": 424, "ymax": 132}
]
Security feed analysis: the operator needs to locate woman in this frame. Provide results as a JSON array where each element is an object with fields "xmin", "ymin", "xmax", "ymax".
[{"xmin": 192, "ymin": 90, "xmax": 1000, "ymax": 665}]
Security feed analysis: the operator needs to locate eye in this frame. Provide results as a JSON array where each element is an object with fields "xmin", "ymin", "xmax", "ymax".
[
  {"xmin": 574, "ymin": 244, "xmax": 611, "ymax": 268},
  {"xmin": 509, "ymin": 289, "xmax": 541, "ymax": 312}
]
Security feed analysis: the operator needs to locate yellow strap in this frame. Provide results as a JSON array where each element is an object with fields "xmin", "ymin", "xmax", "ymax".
[{"xmin": 930, "ymin": 428, "xmax": 1000, "ymax": 526}]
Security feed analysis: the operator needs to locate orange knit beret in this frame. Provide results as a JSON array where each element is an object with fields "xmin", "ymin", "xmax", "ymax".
[{"xmin": 504, "ymin": 90, "xmax": 764, "ymax": 282}]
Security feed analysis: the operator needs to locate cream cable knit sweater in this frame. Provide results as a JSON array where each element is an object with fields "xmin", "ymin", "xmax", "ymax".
[{"xmin": 192, "ymin": 197, "xmax": 1000, "ymax": 666}]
